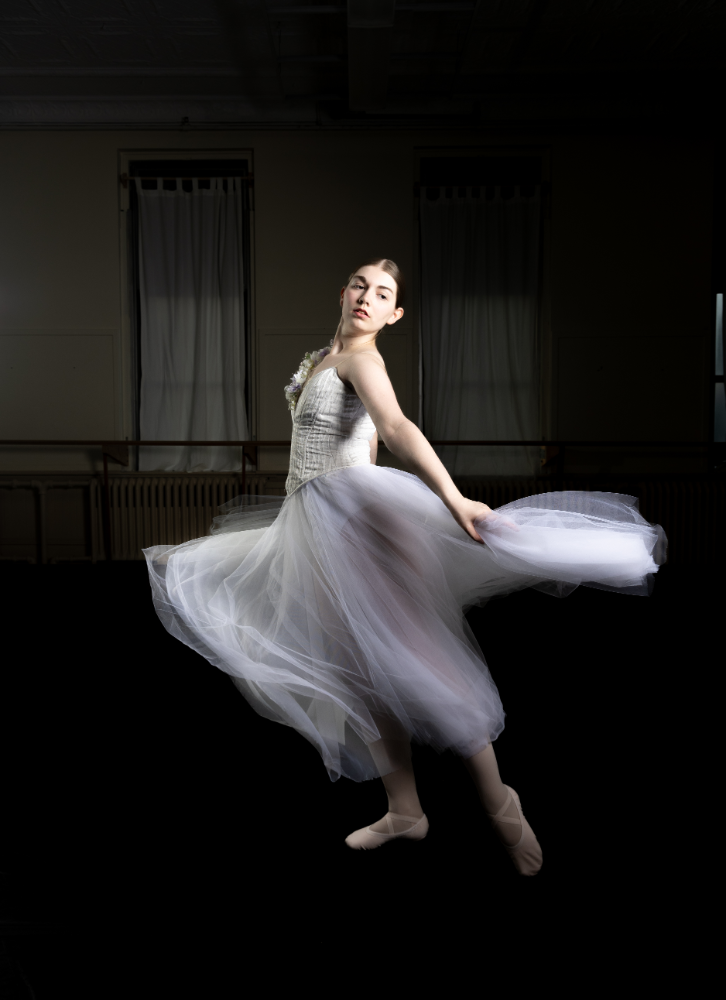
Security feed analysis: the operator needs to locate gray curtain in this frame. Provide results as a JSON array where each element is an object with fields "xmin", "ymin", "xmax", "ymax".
[
  {"xmin": 137, "ymin": 177, "xmax": 249, "ymax": 472},
  {"xmin": 420, "ymin": 186, "xmax": 541, "ymax": 476}
]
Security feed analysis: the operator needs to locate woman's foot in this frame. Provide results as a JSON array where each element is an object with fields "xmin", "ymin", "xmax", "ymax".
[
  {"xmin": 369, "ymin": 812, "xmax": 424, "ymax": 834},
  {"xmin": 345, "ymin": 812, "xmax": 429, "ymax": 850},
  {"xmin": 488, "ymin": 786, "xmax": 542, "ymax": 876}
]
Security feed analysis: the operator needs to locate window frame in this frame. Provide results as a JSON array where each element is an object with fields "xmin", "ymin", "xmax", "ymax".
[
  {"xmin": 412, "ymin": 145, "xmax": 552, "ymax": 440},
  {"xmin": 117, "ymin": 148, "xmax": 257, "ymax": 458}
]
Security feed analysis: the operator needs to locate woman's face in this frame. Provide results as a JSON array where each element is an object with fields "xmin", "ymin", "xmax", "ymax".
[{"xmin": 340, "ymin": 265, "xmax": 404, "ymax": 337}]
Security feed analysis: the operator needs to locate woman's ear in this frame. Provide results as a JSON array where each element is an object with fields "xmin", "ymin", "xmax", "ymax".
[{"xmin": 387, "ymin": 307, "xmax": 404, "ymax": 326}]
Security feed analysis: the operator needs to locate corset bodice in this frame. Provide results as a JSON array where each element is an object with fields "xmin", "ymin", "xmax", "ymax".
[{"xmin": 285, "ymin": 366, "xmax": 376, "ymax": 496}]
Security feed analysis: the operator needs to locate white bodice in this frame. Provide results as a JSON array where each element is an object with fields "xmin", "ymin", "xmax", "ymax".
[{"xmin": 285, "ymin": 366, "xmax": 376, "ymax": 496}]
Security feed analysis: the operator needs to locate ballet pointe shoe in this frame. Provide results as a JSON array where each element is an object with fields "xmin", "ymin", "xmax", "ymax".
[
  {"xmin": 488, "ymin": 787, "xmax": 543, "ymax": 876},
  {"xmin": 345, "ymin": 812, "xmax": 429, "ymax": 850}
]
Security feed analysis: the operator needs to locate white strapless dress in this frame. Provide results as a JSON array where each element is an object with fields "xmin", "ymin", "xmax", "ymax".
[{"xmin": 144, "ymin": 366, "xmax": 666, "ymax": 782}]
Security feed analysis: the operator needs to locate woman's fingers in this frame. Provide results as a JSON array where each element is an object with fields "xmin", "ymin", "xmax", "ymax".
[
  {"xmin": 464, "ymin": 519, "xmax": 486, "ymax": 543},
  {"xmin": 452, "ymin": 499, "xmax": 519, "ymax": 541}
]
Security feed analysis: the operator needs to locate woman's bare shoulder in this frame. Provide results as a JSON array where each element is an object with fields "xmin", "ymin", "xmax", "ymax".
[
  {"xmin": 341, "ymin": 350, "xmax": 387, "ymax": 375},
  {"xmin": 337, "ymin": 352, "xmax": 387, "ymax": 390}
]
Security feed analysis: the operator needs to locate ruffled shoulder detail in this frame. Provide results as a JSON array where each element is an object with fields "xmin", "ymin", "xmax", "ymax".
[{"xmin": 284, "ymin": 341, "xmax": 333, "ymax": 412}]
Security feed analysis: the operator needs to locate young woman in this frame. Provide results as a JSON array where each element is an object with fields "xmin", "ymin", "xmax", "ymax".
[{"xmin": 144, "ymin": 258, "xmax": 664, "ymax": 877}]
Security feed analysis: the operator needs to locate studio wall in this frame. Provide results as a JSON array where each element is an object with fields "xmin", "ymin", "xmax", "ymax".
[{"xmin": 0, "ymin": 126, "xmax": 713, "ymax": 484}]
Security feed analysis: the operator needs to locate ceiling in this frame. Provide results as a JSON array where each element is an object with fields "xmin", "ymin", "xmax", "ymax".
[{"xmin": 0, "ymin": 0, "xmax": 723, "ymax": 128}]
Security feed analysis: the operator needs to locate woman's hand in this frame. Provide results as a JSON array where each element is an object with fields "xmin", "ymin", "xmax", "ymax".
[
  {"xmin": 447, "ymin": 497, "xmax": 519, "ymax": 543},
  {"xmin": 447, "ymin": 497, "xmax": 495, "ymax": 544}
]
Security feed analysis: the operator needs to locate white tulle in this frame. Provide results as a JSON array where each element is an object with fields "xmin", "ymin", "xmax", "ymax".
[{"xmin": 143, "ymin": 465, "xmax": 665, "ymax": 783}]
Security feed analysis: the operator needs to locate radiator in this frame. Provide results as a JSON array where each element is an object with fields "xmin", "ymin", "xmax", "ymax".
[{"xmin": 96, "ymin": 473, "xmax": 287, "ymax": 561}]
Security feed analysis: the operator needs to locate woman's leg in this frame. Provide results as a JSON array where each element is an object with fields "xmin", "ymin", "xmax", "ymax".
[
  {"xmin": 369, "ymin": 750, "xmax": 424, "ymax": 834},
  {"xmin": 463, "ymin": 743, "xmax": 522, "ymax": 846},
  {"xmin": 367, "ymin": 717, "xmax": 424, "ymax": 834}
]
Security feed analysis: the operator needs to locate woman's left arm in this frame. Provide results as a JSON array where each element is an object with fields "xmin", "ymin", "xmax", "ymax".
[{"xmin": 341, "ymin": 354, "xmax": 493, "ymax": 543}]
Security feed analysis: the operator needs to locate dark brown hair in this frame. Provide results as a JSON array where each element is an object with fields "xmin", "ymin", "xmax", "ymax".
[{"xmin": 346, "ymin": 258, "xmax": 405, "ymax": 309}]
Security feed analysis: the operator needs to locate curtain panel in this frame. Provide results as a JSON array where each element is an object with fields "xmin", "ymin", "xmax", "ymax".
[
  {"xmin": 420, "ymin": 186, "xmax": 541, "ymax": 477},
  {"xmin": 137, "ymin": 177, "xmax": 249, "ymax": 472}
]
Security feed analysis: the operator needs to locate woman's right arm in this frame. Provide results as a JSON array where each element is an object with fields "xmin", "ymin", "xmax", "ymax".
[{"xmin": 341, "ymin": 354, "xmax": 493, "ymax": 543}]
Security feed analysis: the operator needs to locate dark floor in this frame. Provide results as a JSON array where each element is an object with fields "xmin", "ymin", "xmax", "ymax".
[{"xmin": 0, "ymin": 559, "xmax": 718, "ymax": 991}]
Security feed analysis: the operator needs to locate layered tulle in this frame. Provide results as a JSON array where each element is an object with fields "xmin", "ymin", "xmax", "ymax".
[{"xmin": 143, "ymin": 466, "xmax": 664, "ymax": 782}]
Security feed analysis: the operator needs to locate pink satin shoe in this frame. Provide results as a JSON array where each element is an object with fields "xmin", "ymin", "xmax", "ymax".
[
  {"xmin": 488, "ymin": 786, "xmax": 543, "ymax": 876},
  {"xmin": 345, "ymin": 812, "xmax": 429, "ymax": 850}
]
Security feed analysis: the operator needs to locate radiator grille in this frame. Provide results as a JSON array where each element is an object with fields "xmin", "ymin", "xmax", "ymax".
[{"xmin": 98, "ymin": 473, "xmax": 287, "ymax": 560}]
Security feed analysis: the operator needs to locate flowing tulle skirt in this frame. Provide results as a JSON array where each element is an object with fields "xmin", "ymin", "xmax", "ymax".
[{"xmin": 143, "ymin": 466, "xmax": 665, "ymax": 782}]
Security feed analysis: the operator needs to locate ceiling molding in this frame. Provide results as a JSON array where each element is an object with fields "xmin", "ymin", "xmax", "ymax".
[
  {"xmin": 0, "ymin": 97, "xmax": 318, "ymax": 126},
  {"xmin": 0, "ymin": 91, "xmax": 709, "ymax": 133},
  {"xmin": 0, "ymin": 67, "xmax": 243, "ymax": 77}
]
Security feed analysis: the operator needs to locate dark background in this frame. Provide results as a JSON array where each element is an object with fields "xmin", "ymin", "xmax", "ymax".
[{"xmin": 1, "ymin": 556, "xmax": 716, "ymax": 991}]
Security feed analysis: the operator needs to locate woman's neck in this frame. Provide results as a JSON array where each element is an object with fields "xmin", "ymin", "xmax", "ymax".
[{"xmin": 332, "ymin": 331, "xmax": 378, "ymax": 356}]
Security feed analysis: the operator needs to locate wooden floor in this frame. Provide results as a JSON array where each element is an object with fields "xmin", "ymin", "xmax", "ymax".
[{"xmin": 1, "ymin": 559, "xmax": 717, "ymax": 991}]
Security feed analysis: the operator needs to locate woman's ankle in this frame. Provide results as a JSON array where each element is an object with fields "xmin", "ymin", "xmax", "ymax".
[
  {"xmin": 387, "ymin": 799, "xmax": 423, "ymax": 818},
  {"xmin": 463, "ymin": 744, "xmax": 511, "ymax": 814},
  {"xmin": 479, "ymin": 785, "xmax": 510, "ymax": 816}
]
